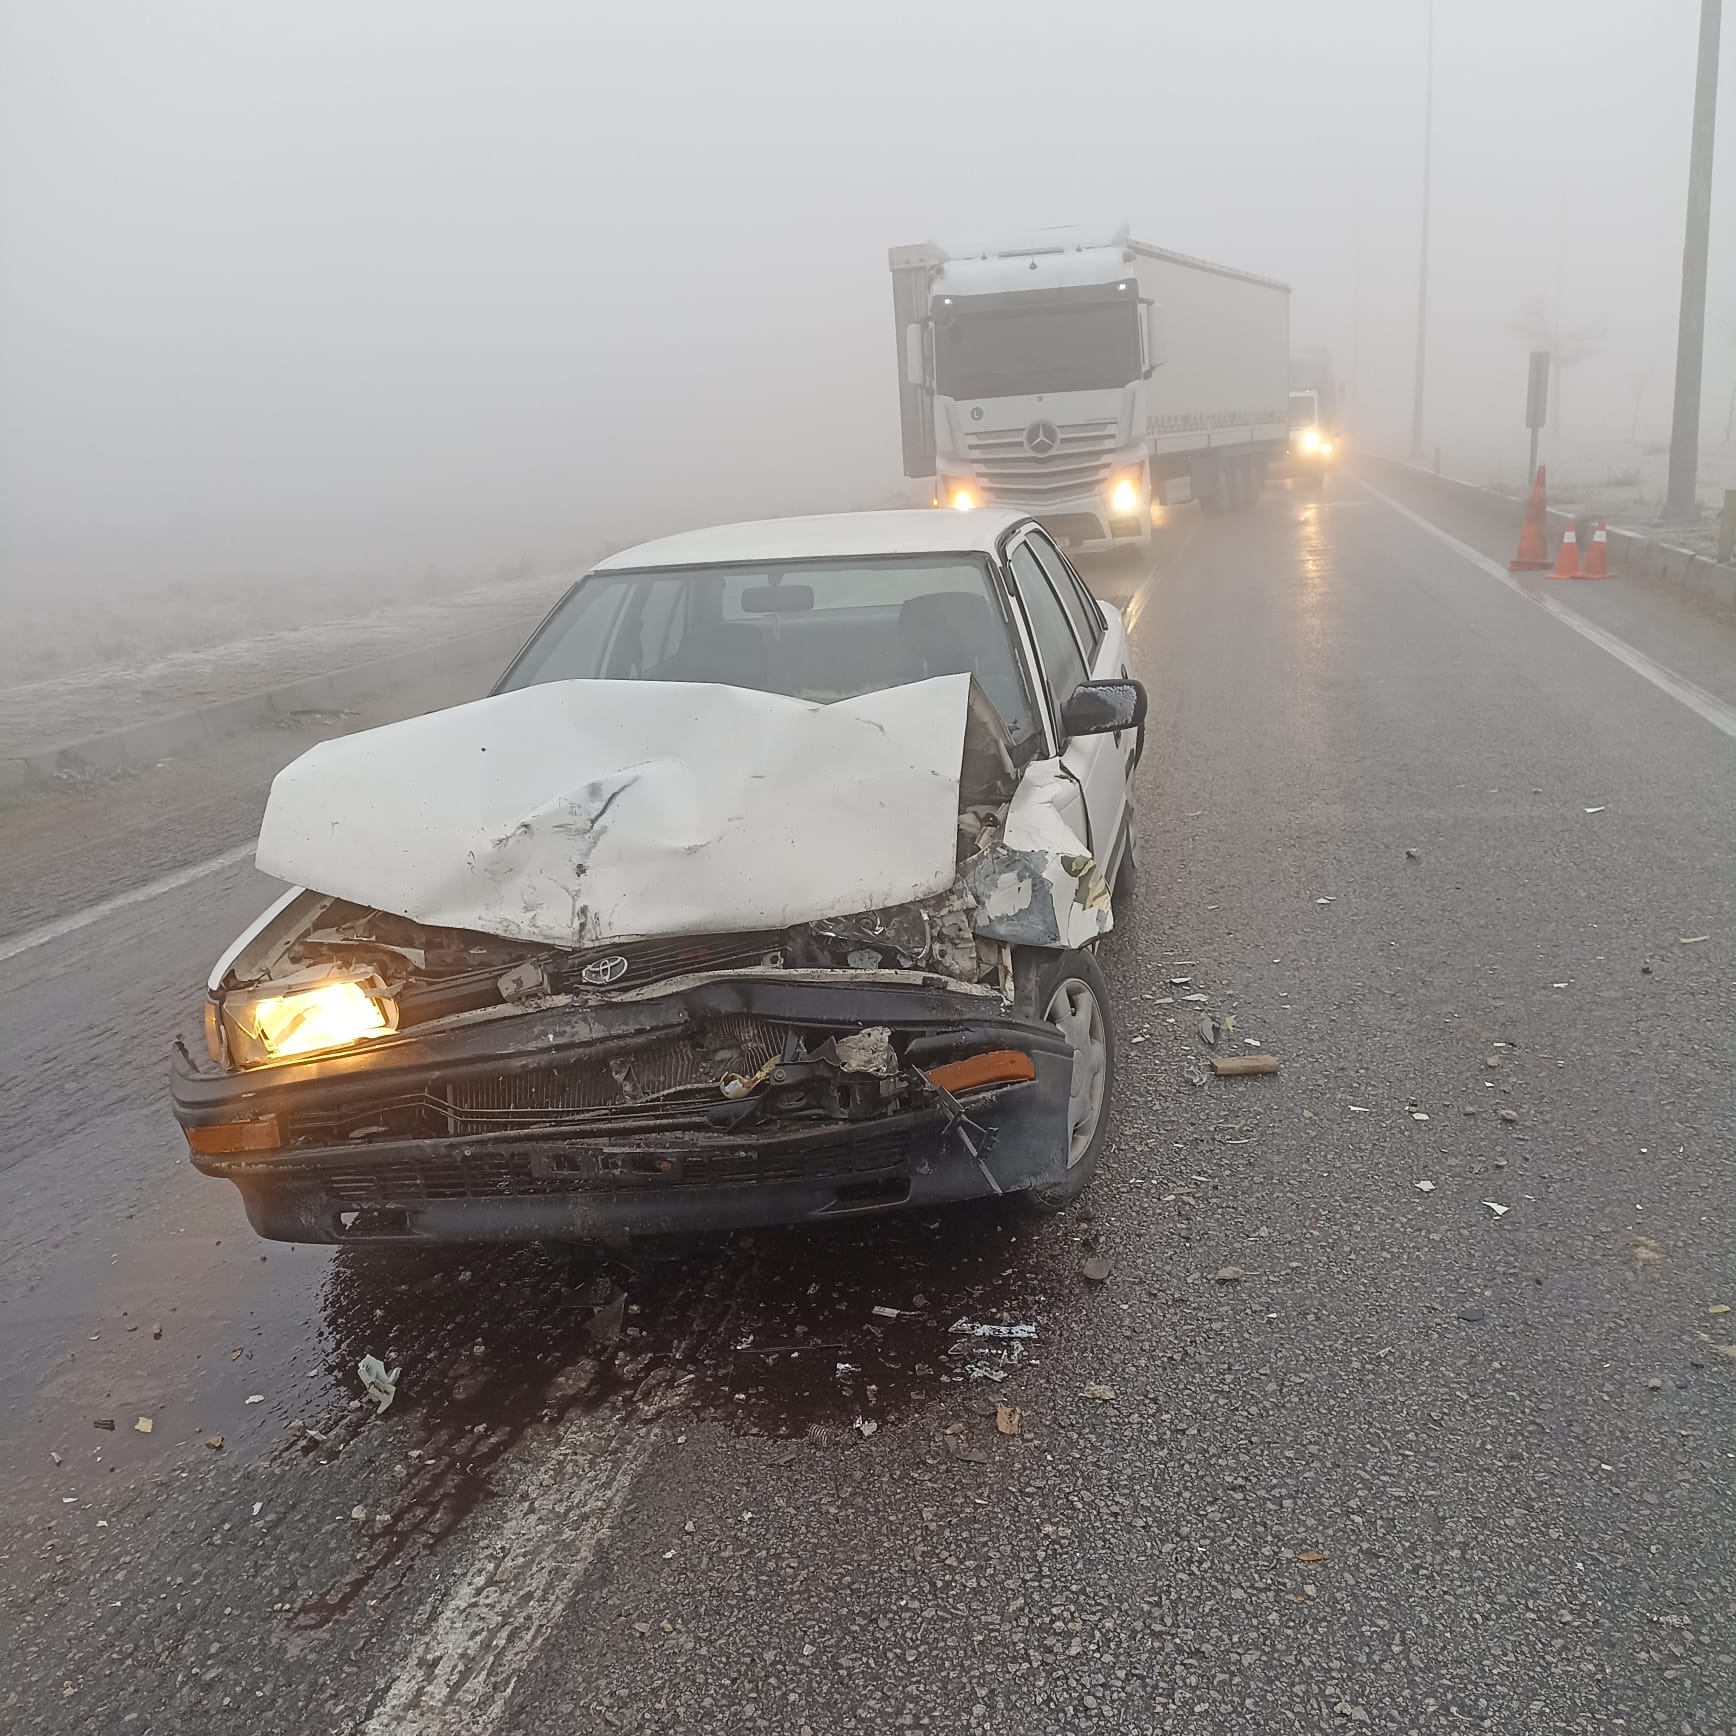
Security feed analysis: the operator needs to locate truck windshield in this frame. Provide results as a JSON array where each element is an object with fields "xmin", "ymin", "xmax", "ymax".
[
  {"xmin": 497, "ymin": 554, "xmax": 1043, "ymax": 753},
  {"xmin": 1289, "ymin": 391, "xmax": 1320, "ymax": 427},
  {"xmin": 934, "ymin": 291, "xmax": 1141, "ymax": 399}
]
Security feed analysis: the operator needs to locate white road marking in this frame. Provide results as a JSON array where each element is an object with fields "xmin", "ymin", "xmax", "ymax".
[
  {"xmin": 361, "ymin": 1415, "xmax": 665, "ymax": 1734},
  {"xmin": 0, "ymin": 841, "xmax": 257, "ymax": 966},
  {"xmin": 1361, "ymin": 480, "xmax": 1736, "ymax": 743}
]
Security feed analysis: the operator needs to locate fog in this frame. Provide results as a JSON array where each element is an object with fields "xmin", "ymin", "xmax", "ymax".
[{"xmin": 3, "ymin": 0, "xmax": 1732, "ymax": 608}]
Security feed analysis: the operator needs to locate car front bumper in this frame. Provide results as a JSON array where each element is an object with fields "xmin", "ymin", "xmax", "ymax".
[{"xmin": 171, "ymin": 974, "xmax": 1078, "ymax": 1244}]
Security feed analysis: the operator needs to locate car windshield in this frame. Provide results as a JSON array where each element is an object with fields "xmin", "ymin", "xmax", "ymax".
[
  {"xmin": 935, "ymin": 291, "xmax": 1142, "ymax": 399},
  {"xmin": 498, "ymin": 553, "xmax": 1043, "ymax": 751}
]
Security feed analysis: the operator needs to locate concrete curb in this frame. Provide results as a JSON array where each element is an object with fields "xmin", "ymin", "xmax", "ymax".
[
  {"xmin": 1362, "ymin": 456, "xmax": 1736, "ymax": 622},
  {"xmin": 0, "ymin": 619, "xmax": 538, "ymax": 803}
]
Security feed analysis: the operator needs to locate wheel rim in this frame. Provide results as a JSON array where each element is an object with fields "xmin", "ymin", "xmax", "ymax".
[{"xmin": 1044, "ymin": 975, "xmax": 1107, "ymax": 1167}]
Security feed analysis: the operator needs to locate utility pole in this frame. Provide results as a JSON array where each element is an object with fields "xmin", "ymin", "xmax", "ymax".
[
  {"xmin": 1409, "ymin": 0, "xmax": 1435, "ymax": 459},
  {"xmin": 1664, "ymin": 0, "xmax": 1722, "ymax": 521}
]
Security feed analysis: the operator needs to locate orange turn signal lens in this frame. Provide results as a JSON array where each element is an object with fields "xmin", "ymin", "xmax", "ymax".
[
  {"xmin": 185, "ymin": 1117, "xmax": 282, "ymax": 1156},
  {"xmin": 924, "ymin": 1050, "xmax": 1036, "ymax": 1094}
]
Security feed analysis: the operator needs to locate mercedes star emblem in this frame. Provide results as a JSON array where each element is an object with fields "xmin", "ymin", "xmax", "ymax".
[
  {"xmin": 580, "ymin": 954, "xmax": 630, "ymax": 985},
  {"xmin": 1024, "ymin": 419, "xmax": 1060, "ymax": 456}
]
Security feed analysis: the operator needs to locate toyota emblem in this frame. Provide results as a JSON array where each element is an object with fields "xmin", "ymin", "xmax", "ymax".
[
  {"xmin": 1024, "ymin": 419, "xmax": 1060, "ymax": 456},
  {"xmin": 580, "ymin": 954, "xmax": 630, "ymax": 985}
]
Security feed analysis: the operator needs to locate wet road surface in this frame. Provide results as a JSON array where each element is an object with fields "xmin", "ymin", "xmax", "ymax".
[{"xmin": 2, "ymin": 479, "xmax": 1733, "ymax": 1734}]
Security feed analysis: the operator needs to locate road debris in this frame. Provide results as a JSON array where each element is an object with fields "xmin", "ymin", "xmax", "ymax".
[
  {"xmin": 1079, "ymin": 1382, "xmax": 1117, "ymax": 1402},
  {"xmin": 1497, "ymin": 1109, "xmax": 1519, "ymax": 1124},
  {"xmin": 1410, "ymin": 1110, "xmax": 1430, "ymax": 1121},
  {"xmin": 852, "ymin": 1416, "xmax": 879, "ymax": 1438},
  {"xmin": 244, "ymin": 1394, "xmax": 265, "ymax": 1405},
  {"xmin": 1181, "ymin": 992, "xmax": 1209, "ymax": 1003},
  {"xmin": 150, "ymin": 1323, "xmax": 162, "ymax": 1340},
  {"xmin": 1583, "ymin": 806, "xmax": 1606, "ymax": 815},
  {"xmin": 350, "ymin": 1505, "xmax": 369, "ymax": 1522},
  {"xmin": 356, "ymin": 1355, "xmax": 400, "ymax": 1414},
  {"xmin": 92, "ymin": 1419, "xmax": 115, "ymax": 1431},
  {"xmin": 1296, "ymin": 1550, "xmax": 1328, "ymax": 1563},
  {"xmin": 1197, "ymin": 1012, "xmax": 1220, "ymax": 1048},
  {"xmin": 1347, "ymin": 1104, "xmax": 1371, "ymax": 1113},
  {"xmin": 1415, "ymin": 1180, "xmax": 1435, "ymax": 1192},
  {"xmin": 1633, "ymin": 1237, "xmax": 1665, "ymax": 1266},
  {"xmin": 205, "ymin": 1435, "xmax": 224, "ymax": 1450},
  {"xmin": 132, "ymin": 1417, "xmax": 153, "ymax": 1435},
  {"xmin": 870, "ymin": 1305, "xmax": 914, "ymax": 1319},
  {"xmin": 993, "ymin": 1403, "xmax": 1022, "ymax": 1437},
  {"xmin": 1694, "ymin": 1334, "xmax": 1736, "ymax": 1362},
  {"xmin": 587, "ymin": 1291, "xmax": 628, "ymax": 1349},
  {"xmin": 1214, "ymin": 1266, "xmax": 1245, "ymax": 1284},
  {"xmin": 1080, "ymin": 1255, "xmax": 1113, "ymax": 1284},
  {"xmin": 1483, "ymin": 1201, "xmax": 1510, "ymax": 1218},
  {"xmin": 1710, "ymin": 1304, "xmax": 1731, "ymax": 1316},
  {"xmin": 1314, "ymin": 896, "xmax": 1336, "ymax": 905},
  {"xmin": 951, "ymin": 1319, "xmax": 1036, "ymax": 1339},
  {"xmin": 1182, "ymin": 1063, "xmax": 1209, "ymax": 1088},
  {"xmin": 1679, "ymin": 934, "xmax": 1709, "ymax": 945},
  {"xmin": 1405, "ymin": 847, "xmax": 1421, "ymax": 860},
  {"xmin": 1211, "ymin": 1054, "xmax": 1278, "ymax": 1077}
]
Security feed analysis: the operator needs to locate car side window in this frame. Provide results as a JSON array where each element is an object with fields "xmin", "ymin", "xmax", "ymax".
[
  {"xmin": 1027, "ymin": 528, "xmax": 1104, "ymax": 660},
  {"xmin": 1007, "ymin": 540, "xmax": 1088, "ymax": 718}
]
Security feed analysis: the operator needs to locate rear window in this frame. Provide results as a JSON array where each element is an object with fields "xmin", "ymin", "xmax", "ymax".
[{"xmin": 499, "ymin": 554, "xmax": 1042, "ymax": 750}]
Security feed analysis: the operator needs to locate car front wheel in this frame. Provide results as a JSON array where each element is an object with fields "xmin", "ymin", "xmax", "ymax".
[{"xmin": 1014, "ymin": 947, "xmax": 1115, "ymax": 1213}]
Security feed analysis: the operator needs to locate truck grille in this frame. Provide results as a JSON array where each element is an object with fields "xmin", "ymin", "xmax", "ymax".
[{"xmin": 965, "ymin": 419, "xmax": 1118, "ymax": 503}]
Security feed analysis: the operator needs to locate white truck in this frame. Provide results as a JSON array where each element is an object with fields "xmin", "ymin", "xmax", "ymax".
[{"xmin": 890, "ymin": 226, "xmax": 1290, "ymax": 547}]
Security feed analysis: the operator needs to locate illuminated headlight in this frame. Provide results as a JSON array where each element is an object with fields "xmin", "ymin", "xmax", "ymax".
[
  {"xmin": 1320, "ymin": 437, "xmax": 1335, "ymax": 456},
  {"xmin": 942, "ymin": 479, "xmax": 978, "ymax": 511},
  {"xmin": 1107, "ymin": 467, "xmax": 1145, "ymax": 516},
  {"xmin": 1298, "ymin": 427, "xmax": 1322, "ymax": 453},
  {"xmin": 220, "ymin": 973, "xmax": 398, "ymax": 1068}
]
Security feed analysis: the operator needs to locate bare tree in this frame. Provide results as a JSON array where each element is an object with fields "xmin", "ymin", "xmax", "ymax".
[{"xmin": 1511, "ymin": 294, "xmax": 1606, "ymax": 436}]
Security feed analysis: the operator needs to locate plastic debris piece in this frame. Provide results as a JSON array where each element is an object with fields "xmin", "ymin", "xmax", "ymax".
[
  {"xmin": 1411, "ymin": 1111, "xmax": 1430, "ymax": 1121},
  {"xmin": 1679, "ymin": 935, "xmax": 1709, "ymax": 945},
  {"xmin": 1212, "ymin": 1055, "xmax": 1278, "ymax": 1077},
  {"xmin": 351, "ymin": 1505, "xmax": 369, "ymax": 1522},
  {"xmin": 206, "ymin": 1435, "xmax": 224, "ymax": 1450},
  {"xmin": 870, "ymin": 1304, "xmax": 914, "ymax": 1319},
  {"xmin": 1483, "ymin": 1201, "xmax": 1510, "ymax": 1218},
  {"xmin": 1347, "ymin": 1104, "xmax": 1371, "ymax": 1113},
  {"xmin": 92, "ymin": 1418, "xmax": 115, "ymax": 1431},
  {"xmin": 1197, "ymin": 1013, "xmax": 1220, "ymax": 1048},
  {"xmin": 950, "ymin": 1319, "xmax": 1036, "ymax": 1339},
  {"xmin": 357, "ymin": 1355, "xmax": 400, "ymax": 1415},
  {"xmin": 1181, "ymin": 992, "xmax": 1209, "ymax": 1003},
  {"xmin": 1315, "ymin": 896, "xmax": 1336, "ymax": 905},
  {"xmin": 1079, "ymin": 1382, "xmax": 1117, "ymax": 1402},
  {"xmin": 1214, "ymin": 1266, "xmax": 1245, "ymax": 1284},
  {"xmin": 244, "ymin": 1394, "xmax": 265, "ymax": 1405},
  {"xmin": 1243, "ymin": 1037, "xmax": 1261, "ymax": 1048},
  {"xmin": 133, "ymin": 1417, "xmax": 153, "ymax": 1435},
  {"xmin": 993, "ymin": 1403, "xmax": 1022, "ymax": 1437},
  {"xmin": 1710, "ymin": 1304, "xmax": 1731, "ymax": 1316},
  {"xmin": 1415, "ymin": 1180, "xmax": 1435, "ymax": 1192},
  {"xmin": 852, "ymin": 1416, "xmax": 878, "ymax": 1438},
  {"xmin": 1080, "ymin": 1255, "xmax": 1112, "ymax": 1284},
  {"xmin": 1182, "ymin": 1063, "xmax": 1209, "ymax": 1088},
  {"xmin": 1583, "ymin": 806, "xmax": 1606, "ymax": 814},
  {"xmin": 1405, "ymin": 848, "xmax": 1420, "ymax": 860}
]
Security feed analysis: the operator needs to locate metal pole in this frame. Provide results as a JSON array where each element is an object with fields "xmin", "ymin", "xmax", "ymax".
[
  {"xmin": 1409, "ymin": 0, "xmax": 1434, "ymax": 459},
  {"xmin": 1664, "ymin": 0, "xmax": 1722, "ymax": 521},
  {"xmin": 1528, "ymin": 426, "xmax": 1539, "ymax": 485}
]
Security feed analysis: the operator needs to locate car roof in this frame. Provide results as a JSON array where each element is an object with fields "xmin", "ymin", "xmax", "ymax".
[{"xmin": 593, "ymin": 508, "xmax": 1028, "ymax": 572}]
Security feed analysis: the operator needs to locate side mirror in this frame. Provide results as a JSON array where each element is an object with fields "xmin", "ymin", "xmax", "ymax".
[
  {"xmin": 904, "ymin": 322, "xmax": 927, "ymax": 388},
  {"xmin": 1143, "ymin": 303, "xmax": 1168, "ymax": 375},
  {"xmin": 1060, "ymin": 678, "xmax": 1147, "ymax": 738}
]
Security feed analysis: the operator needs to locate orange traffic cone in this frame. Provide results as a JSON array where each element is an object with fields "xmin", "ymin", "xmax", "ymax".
[
  {"xmin": 1508, "ymin": 467, "xmax": 1550, "ymax": 571},
  {"xmin": 1581, "ymin": 518, "xmax": 1610, "ymax": 578},
  {"xmin": 1549, "ymin": 525, "xmax": 1581, "ymax": 579}
]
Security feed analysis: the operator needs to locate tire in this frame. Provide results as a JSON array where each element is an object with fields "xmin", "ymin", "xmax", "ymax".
[{"xmin": 1012, "ymin": 947, "xmax": 1115, "ymax": 1213}]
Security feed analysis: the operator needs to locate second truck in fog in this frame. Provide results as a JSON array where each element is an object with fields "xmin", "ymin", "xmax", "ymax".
[{"xmin": 891, "ymin": 226, "xmax": 1290, "ymax": 548}]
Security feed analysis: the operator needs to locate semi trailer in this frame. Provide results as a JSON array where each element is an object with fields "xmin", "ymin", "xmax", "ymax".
[{"xmin": 890, "ymin": 225, "xmax": 1290, "ymax": 548}]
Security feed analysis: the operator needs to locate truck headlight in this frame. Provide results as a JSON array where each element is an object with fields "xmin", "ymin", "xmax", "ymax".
[
  {"xmin": 1107, "ymin": 467, "xmax": 1145, "ymax": 516},
  {"xmin": 944, "ymin": 481, "xmax": 978, "ymax": 511},
  {"xmin": 221, "ymin": 974, "xmax": 398, "ymax": 1068},
  {"xmin": 1298, "ymin": 427, "xmax": 1322, "ymax": 453}
]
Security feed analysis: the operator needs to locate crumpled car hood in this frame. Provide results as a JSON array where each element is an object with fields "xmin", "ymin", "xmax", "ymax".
[{"xmin": 256, "ymin": 675, "xmax": 977, "ymax": 949}]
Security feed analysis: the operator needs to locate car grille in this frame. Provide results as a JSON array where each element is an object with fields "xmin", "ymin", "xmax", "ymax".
[
  {"xmin": 548, "ymin": 930, "xmax": 786, "ymax": 994},
  {"xmin": 307, "ymin": 1124, "xmax": 918, "ymax": 1203},
  {"xmin": 284, "ymin": 1014, "xmax": 782, "ymax": 1147},
  {"xmin": 965, "ymin": 419, "xmax": 1118, "ymax": 503}
]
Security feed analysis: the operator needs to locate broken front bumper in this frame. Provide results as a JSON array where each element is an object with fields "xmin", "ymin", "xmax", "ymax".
[{"xmin": 170, "ymin": 975, "xmax": 1077, "ymax": 1244}]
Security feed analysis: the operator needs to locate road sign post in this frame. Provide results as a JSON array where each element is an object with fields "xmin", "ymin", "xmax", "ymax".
[{"xmin": 1525, "ymin": 348, "xmax": 1550, "ymax": 483}]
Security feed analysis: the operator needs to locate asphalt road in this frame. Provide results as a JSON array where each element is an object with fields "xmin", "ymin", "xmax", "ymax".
[{"xmin": 2, "ymin": 478, "xmax": 1733, "ymax": 1735}]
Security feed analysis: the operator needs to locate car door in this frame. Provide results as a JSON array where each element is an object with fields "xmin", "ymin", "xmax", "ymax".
[
  {"xmin": 1002, "ymin": 533, "xmax": 1129, "ymax": 886},
  {"xmin": 1025, "ymin": 529, "xmax": 1136, "ymax": 879}
]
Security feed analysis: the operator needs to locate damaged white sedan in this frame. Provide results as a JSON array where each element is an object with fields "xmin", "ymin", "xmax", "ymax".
[{"xmin": 171, "ymin": 510, "xmax": 1145, "ymax": 1244}]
